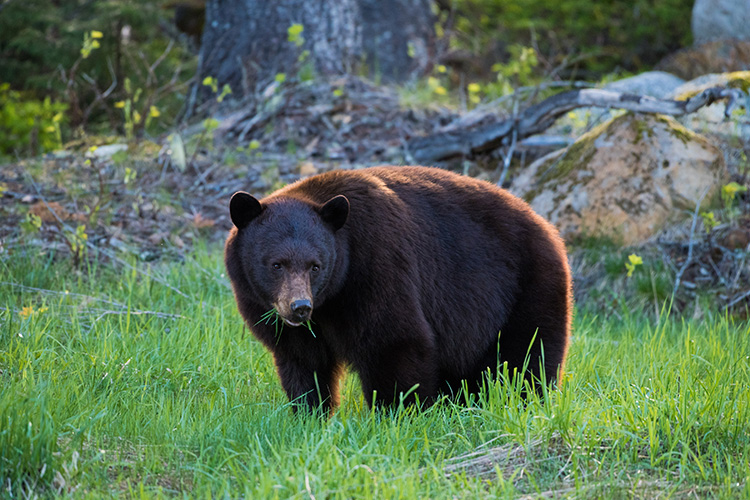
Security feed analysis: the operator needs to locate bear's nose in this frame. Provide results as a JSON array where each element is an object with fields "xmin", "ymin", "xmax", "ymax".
[{"xmin": 290, "ymin": 299, "xmax": 312, "ymax": 318}]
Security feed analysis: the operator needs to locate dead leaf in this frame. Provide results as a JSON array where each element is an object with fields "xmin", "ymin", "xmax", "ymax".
[
  {"xmin": 149, "ymin": 232, "xmax": 169, "ymax": 245},
  {"xmin": 170, "ymin": 234, "xmax": 185, "ymax": 248},
  {"xmin": 332, "ymin": 114, "xmax": 352, "ymax": 124},
  {"xmin": 304, "ymin": 136, "xmax": 320, "ymax": 153},
  {"xmin": 29, "ymin": 201, "xmax": 69, "ymax": 222},
  {"xmin": 192, "ymin": 212, "xmax": 216, "ymax": 229}
]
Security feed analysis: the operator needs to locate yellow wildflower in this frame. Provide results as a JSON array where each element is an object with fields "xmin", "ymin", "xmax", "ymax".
[
  {"xmin": 625, "ymin": 254, "xmax": 643, "ymax": 277},
  {"xmin": 19, "ymin": 306, "xmax": 46, "ymax": 319}
]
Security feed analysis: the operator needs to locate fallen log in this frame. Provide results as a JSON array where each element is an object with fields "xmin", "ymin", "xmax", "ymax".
[{"xmin": 407, "ymin": 86, "xmax": 746, "ymax": 164}]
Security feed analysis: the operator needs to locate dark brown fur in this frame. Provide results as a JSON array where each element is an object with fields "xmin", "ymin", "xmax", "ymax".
[{"xmin": 224, "ymin": 166, "xmax": 572, "ymax": 412}]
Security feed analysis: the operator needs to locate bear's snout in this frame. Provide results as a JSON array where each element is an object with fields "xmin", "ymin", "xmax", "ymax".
[
  {"xmin": 290, "ymin": 299, "xmax": 312, "ymax": 322},
  {"xmin": 274, "ymin": 272, "xmax": 314, "ymax": 327}
]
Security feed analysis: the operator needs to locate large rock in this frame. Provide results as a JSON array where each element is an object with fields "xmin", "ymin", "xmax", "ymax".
[
  {"xmin": 511, "ymin": 113, "xmax": 727, "ymax": 245},
  {"xmin": 692, "ymin": 0, "xmax": 750, "ymax": 45}
]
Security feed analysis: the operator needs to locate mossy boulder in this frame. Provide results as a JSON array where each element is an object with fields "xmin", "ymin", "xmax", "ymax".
[{"xmin": 511, "ymin": 113, "xmax": 727, "ymax": 245}]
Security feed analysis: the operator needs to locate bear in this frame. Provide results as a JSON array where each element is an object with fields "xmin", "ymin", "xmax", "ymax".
[{"xmin": 224, "ymin": 166, "xmax": 572, "ymax": 412}]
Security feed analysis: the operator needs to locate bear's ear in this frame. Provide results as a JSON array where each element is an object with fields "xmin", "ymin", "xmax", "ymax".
[
  {"xmin": 229, "ymin": 191, "xmax": 263, "ymax": 229},
  {"xmin": 319, "ymin": 195, "xmax": 349, "ymax": 231}
]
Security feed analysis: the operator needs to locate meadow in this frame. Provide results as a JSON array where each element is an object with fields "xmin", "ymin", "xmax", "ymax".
[{"xmin": 1, "ymin": 245, "xmax": 749, "ymax": 498}]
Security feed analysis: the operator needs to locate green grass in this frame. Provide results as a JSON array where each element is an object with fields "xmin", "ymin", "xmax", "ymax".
[{"xmin": 1, "ymin": 245, "xmax": 749, "ymax": 498}]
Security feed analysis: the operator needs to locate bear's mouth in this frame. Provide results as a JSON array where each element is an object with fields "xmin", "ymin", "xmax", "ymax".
[{"xmin": 273, "ymin": 298, "xmax": 313, "ymax": 328}]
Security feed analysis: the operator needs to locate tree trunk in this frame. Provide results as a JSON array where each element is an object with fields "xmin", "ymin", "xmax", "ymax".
[
  {"xmin": 197, "ymin": 0, "xmax": 435, "ymax": 102},
  {"xmin": 359, "ymin": 0, "xmax": 436, "ymax": 82}
]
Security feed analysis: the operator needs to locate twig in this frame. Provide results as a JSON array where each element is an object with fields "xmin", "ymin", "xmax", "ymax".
[
  {"xmin": 0, "ymin": 281, "xmax": 126, "ymax": 308},
  {"xmin": 81, "ymin": 61, "xmax": 118, "ymax": 126},
  {"xmin": 497, "ymin": 99, "xmax": 519, "ymax": 187},
  {"xmin": 93, "ymin": 309, "xmax": 185, "ymax": 322},
  {"xmin": 146, "ymin": 40, "xmax": 175, "ymax": 86},
  {"xmin": 191, "ymin": 163, "xmax": 218, "ymax": 189},
  {"xmin": 706, "ymin": 254, "xmax": 729, "ymax": 288},
  {"xmin": 1, "ymin": 283, "xmax": 186, "ymax": 323},
  {"xmin": 673, "ymin": 190, "xmax": 709, "ymax": 297},
  {"xmin": 726, "ymin": 289, "xmax": 750, "ymax": 309},
  {"xmin": 659, "ymin": 245, "xmax": 678, "ymax": 274}
]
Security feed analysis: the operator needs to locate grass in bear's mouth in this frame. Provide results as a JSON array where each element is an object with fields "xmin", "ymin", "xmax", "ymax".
[
  {"xmin": 257, "ymin": 308, "xmax": 316, "ymax": 339},
  {"xmin": 258, "ymin": 307, "xmax": 281, "ymax": 326},
  {"xmin": 302, "ymin": 319, "xmax": 316, "ymax": 337}
]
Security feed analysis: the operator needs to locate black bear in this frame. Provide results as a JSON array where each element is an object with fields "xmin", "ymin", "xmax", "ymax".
[{"xmin": 225, "ymin": 166, "xmax": 572, "ymax": 412}]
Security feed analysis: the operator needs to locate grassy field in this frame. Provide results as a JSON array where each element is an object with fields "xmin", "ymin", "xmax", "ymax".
[{"xmin": 1, "ymin": 245, "xmax": 749, "ymax": 499}]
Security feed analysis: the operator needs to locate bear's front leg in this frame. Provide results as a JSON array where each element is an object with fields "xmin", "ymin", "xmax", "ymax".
[
  {"xmin": 357, "ymin": 338, "xmax": 438, "ymax": 408},
  {"xmin": 273, "ymin": 350, "xmax": 342, "ymax": 414}
]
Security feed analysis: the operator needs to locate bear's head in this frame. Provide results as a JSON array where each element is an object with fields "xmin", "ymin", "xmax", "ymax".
[{"xmin": 227, "ymin": 192, "xmax": 349, "ymax": 327}]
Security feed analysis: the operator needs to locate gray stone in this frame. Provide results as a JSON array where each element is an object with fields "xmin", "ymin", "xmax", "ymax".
[
  {"xmin": 692, "ymin": 0, "xmax": 750, "ymax": 45},
  {"xmin": 603, "ymin": 71, "xmax": 686, "ymax": 100}
]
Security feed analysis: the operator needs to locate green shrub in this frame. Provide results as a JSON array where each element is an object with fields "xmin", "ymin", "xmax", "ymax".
[
  {"xmin": 0, "ymin": 84, "xmax": 67, "ymax": 157},
  {"xmin": 450, "ymin": 0, "xmax": 694, "ymax": 78},
  {"xmin": 0, "ymin": 0, "xmax": 193, "ymax": 137}
]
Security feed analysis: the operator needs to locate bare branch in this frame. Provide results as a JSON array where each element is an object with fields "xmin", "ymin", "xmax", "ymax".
[
  {"xmin": 726, "ymin": 288, "xmax": 750, "ymax": 309},
  {"xmin": 496, "ymin": 99, "xmax": 519, "ymax": 188},
  {"xmin": 81, "ymin": 60, "xmax": 118, "ymax": 125},
  {"xmin": 409, "ymin": 86, "xmax": 747, "ymax": 164},
  {"xmin": 444, "ymin": 80, "xmax": 595, "ymax": 133},
  {"xmin": 149, "ymin": 40, "xmax": 174, "ymax": 80}
]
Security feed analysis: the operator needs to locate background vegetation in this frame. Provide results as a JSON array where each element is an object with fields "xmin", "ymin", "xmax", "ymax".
[
  {"xmin": 0, "ymin": 0, "xmax": 695, "ymax": 157},
  {"xmin": 448, "ymin": 0, "xmax": 694, "ymax": 78},
  {"xmin": 0, "ymin": 0, "xmax": 194, "ymax": 155}
]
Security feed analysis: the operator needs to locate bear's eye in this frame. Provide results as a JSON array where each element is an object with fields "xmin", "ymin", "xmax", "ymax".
[
  {"xmin": 311, "ymin": 265, "xmax": 320, "ymax": 273},
  {"xmin": 272, "ymin": 263, "xmax": 282, "ymax": 270}
]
